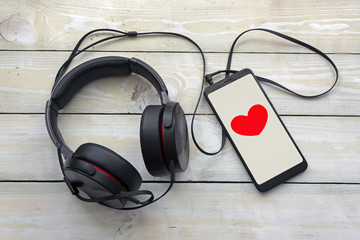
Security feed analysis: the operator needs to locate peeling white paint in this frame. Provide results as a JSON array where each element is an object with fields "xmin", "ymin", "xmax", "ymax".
[
  {"xmin": 0, "ymin": 87, "xmax": 49, "ymax": 95},
  {"xmin": 309, "ymin": 23, "xmax": 349, "ymax": 31}
]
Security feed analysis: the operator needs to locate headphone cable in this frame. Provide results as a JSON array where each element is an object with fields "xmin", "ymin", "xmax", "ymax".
[{"xmin": 225, "ymin": 28, "xmax": 338, "ymax": 98}]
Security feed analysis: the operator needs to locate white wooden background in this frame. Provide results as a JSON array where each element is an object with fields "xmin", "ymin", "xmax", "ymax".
[{"xmin": 1, "ymin": 0, "xmax": 359, "ymax": 239}]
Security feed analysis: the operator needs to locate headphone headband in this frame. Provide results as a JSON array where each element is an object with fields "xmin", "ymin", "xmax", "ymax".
[
  {"xmin": 46, "ymin": 56, "xmax": 170, "ymax": 158},
  {"xmin": 51, "ymin": 56, "xmax": 169, "ymax": 109}
]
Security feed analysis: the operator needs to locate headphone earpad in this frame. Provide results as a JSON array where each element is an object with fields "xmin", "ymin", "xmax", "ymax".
[
  {"xmin": 73, "ymin": 143, "xmax": 142, "ymax": 192},
  {"xmin": 140, "ymin": 105, "xmax": 169, "ymax": 176}
]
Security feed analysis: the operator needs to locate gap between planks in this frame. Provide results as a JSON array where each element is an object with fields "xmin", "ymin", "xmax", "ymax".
[
  {"xmin": 0, "ymin": 49, "xmax": 357, "ymax": 54},
  {"xmin": 0, "ymin": 180, "xmax": 359, "ymax": 185},
  {"xmin": 0, "ymin": 113, "xmax": 359, "ymax": 117}
]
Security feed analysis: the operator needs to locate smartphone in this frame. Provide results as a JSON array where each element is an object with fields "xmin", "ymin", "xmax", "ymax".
[{"xmin": 204, "ymin": 68, "xmax": 307, "ymax": 192}]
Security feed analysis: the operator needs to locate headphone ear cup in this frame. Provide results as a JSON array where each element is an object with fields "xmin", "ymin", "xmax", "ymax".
[
  {"xmin": 72, "ymin": 143, "xmax": 142, "ymax": 192},
  {"xmin": 140, "ymin": 105, "xmax": 169, "ymax": 176},
  {"xmin": 64, "ymin": 156, "xmax": 129, "ymax": 209}
]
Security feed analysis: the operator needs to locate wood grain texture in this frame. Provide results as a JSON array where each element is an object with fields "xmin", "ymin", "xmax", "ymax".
[
  {"xmin": 0, "ymin": 183, "xmax": 359, "ymax": 240},
  {"xmin": 0, "ymin": 0, "xmax": 359, "ymax": 238},
  {"xmin": 1, "ymin": 51, "xmax": 358, "ymax": 115},
  {"xmin": 0, "ymin": 0, "xmax": 359, "ymax": 52},
  {"xmin": 1, "ymin": 114, "xmax": 359, "ymax": 183}
]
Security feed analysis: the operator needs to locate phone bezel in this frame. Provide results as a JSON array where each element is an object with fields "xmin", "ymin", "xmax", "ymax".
[{"xmin": 204, "ymin": 68, "xmax": 307, "ymax": 192}]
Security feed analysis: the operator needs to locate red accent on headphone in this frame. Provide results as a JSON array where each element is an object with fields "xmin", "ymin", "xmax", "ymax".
[{"xmin": 86, "ymin": 162, "xmax": 128, "ymax": 192}]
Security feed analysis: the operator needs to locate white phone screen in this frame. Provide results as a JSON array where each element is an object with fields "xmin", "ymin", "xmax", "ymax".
[{"xmin": 207, "ymin": 73, "xmax": 303, "ymax": 184}]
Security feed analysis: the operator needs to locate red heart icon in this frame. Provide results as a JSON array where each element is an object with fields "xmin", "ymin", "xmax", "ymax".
[{"xmin": 230, "ymin": 104, "xmax": 268, "ymax": 136}]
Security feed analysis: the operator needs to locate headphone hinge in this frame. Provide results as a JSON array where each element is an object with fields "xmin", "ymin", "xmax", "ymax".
[
  {"xmin": 46, "ymin": 99, "xmax": 59, "ymax": 112},
  {"xmin": 163, "ymin": 101, "xmax": 179, "ymax": 128},
  {"xmin": 60, "ymin": 144, "xmax": 74, "ymax": 159},
  {"xmin": 160, "ymin": 91, "xmax": 169, "ymax": 105},
  {"xmin": 64, "ymin": 176, "xmax": 78, "ymax": 195}
]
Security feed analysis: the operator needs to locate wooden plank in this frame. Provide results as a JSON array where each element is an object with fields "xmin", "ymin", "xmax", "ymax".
[
  {"xmin": 1, "ymin": 114, "xmax": 359, "ymax": 183},
  {"xmin": 0, "ymin": 1, "xmax": 358, "ymax": 239},
  {"xmin": 0, "ymin": 182, "xmax": 359, "ymax": 239},
  {"xmin": 0, "ymin": 0, "xmax": 359, "ymax": 52},
  {"xmin": 1, "ymin": 51, "xmax": 358, "ymax": 115}
]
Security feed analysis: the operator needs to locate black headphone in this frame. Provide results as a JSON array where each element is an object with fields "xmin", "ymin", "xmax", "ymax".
[{"xmin": 45, "ymin": 56, "xmax": 189, "ymax": 209}]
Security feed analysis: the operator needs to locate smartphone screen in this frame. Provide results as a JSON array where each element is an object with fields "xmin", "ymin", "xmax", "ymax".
[{"xmin": 204, "ymin": 69, "xmax": 307, "ymax": 191}]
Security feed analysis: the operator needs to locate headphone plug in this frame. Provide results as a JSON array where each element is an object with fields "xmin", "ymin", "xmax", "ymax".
[{"xmin": 205, "ymin": 74, "xmax": 214, "ymax": 85}]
